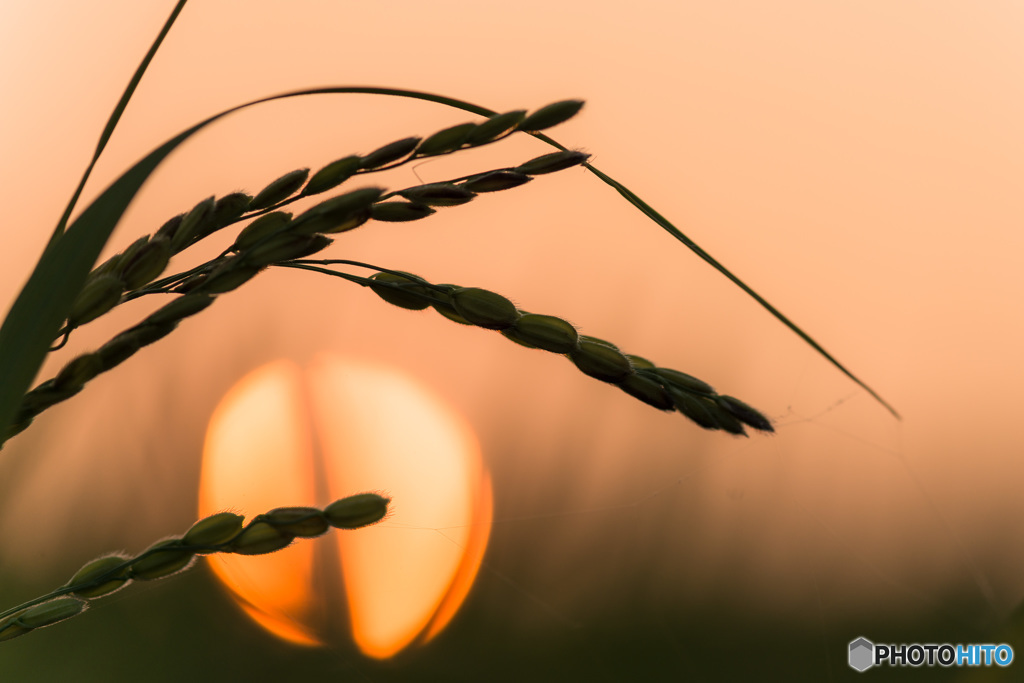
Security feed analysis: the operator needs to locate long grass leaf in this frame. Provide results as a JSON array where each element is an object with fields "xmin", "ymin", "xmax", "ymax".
[
  {"xmin": 303, "ymin": 91, "xmax": 899, "ymax": 418},
  {"xmin": 0, "ymin": 86, "xmax": 897, "ymax": 450},
  {"xmin": 571, "ymin": 152, "xmax": 901, "ymax": 419},
  {"xmin": 48, "ymin": 0, "xmax": 188, "ymax": 246}
]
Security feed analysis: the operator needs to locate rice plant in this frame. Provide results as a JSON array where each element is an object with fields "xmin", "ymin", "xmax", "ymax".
[{"xmin": 0, "ymin": 0, "xmax": 895, "ymax": 643}]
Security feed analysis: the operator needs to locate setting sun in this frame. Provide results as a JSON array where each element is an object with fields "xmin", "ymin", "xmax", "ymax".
[{"xmin": 199, "ymin": 355, "xmax": 492, "ymax": 656}]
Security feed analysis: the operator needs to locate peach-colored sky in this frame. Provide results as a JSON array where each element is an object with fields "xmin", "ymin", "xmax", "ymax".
[{"xmin": 1, "ymin": 0, "xmax": 1023, "ymax": 654}]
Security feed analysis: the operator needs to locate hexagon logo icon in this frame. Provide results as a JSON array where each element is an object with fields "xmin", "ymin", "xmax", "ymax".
[{"xmin": 849, "ymin": 637, "xmax": 874, "ymax": 672}]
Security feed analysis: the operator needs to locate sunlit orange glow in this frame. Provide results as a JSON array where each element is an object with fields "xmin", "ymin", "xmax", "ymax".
[
  {"xmin": 199, "ymin": 355, "xmax": 492, "ymax": 657},
  {"xmin": 421, "ymin": 468, "xmax": 493, "ymax": 643}
]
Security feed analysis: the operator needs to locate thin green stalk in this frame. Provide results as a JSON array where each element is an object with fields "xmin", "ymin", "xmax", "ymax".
[
  {"xmin": 48, "ymin": 0, "xmax": 189, "ymax": 247},
  {"xmin": 530, "ymin": 132, "xmax": 901, "ymax": 420}
]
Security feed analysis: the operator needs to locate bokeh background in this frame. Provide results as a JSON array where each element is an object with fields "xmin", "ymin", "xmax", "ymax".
[{"xmin": 1, "ymin": 1, "xmax": 1023, "ymax": 680}]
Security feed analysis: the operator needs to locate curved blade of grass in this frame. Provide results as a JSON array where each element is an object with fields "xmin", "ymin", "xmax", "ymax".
[
  {"xmin": 300, "ymin": 91, "xmax": 899, "ymax": 419},
  {"xmin": 48, "ymin": 0, "xmax": 188, "ymax": 247},
  {"xmin": 559, "ymin": 143, "xmax": 902, "ymax": 420},
  {"xmin": 0, "ymin": 87, "xmax": 896, "ymax": 450},
  {"xmin": 330, "ymin": 92, "xmax": 899, "ymax": 418}
]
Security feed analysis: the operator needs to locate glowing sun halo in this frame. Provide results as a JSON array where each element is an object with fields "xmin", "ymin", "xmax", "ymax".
[{"xmin": 198, "ymin": 355, "xmax": 493, "ymax": 657}]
